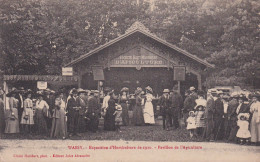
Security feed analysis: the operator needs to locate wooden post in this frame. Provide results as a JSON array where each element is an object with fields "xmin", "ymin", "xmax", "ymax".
[
  {"xmin": 97, "ymin": 81, "xmax": 100, "ymax": 105},
  {"xmin": 197, "ymin": 74, "xmax": 202, "ymax": 90},
  {"xmin": 177, "ymin": 81, "xmax": 181, "ymax": 93},
  {"xmin": 3, "ymin": 81, "xmax": 7, "ymax": 110}
]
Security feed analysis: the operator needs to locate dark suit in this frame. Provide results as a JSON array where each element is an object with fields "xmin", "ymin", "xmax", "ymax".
[
  {"xmin": 15, "ymin": 93, "xmax": 24, "ymax": 123},
  {"xmin": 228, "ymin": 102, "xmax": 249, "ymax": 142},
  {"xmin": 183, "ymin": 95, "xmax": 193, "ymax": 126},
  {"xmin": 213, "ymin": 98, "xmax": 224, "ymax": 140},
  {"xmin": 204, "ymin": 96, "xmax": 215, "ymax": 140},
  {"xmin": 158, "ymin": 95, "xmax": 171, "ymax": 129},
  {"xmin": 45, "ymin": 95, "xmax": 55, "ymax": 129},
  {"xmin": 171, "ymin": 92, "xmax": 183, "ymax": 128},
  {"xmin": 225, "ymin": 99, "xmax": 238, "ymax": 140},
  {"xmin": 67, "ymin": 97, "xmax": 80, "ymax": 134},
  {"xmin": 87, "ymin": 96, "xmax": 100, "ymax": 132}
]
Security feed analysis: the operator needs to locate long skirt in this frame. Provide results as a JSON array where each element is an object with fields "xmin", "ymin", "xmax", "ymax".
[
  {"xmin": 78, "ymin": 115, "xmax": 87, "ymax": 133},
  {"xmin": 34, "ymin": 109, "xmax": 48, "ymax": 135},
  {"xmin": 0, "ymin": 101, "xmax": 5, "ymax": 133},
  {"xmin": 5, "ymin": 108, "xmax": 19, "ymax": 133},
  {"xmin": 143, "ymin": 102, "xmax": 155, "ymax": 124},
  {"xmin": 20, "ymin": 108, "xmax": 34, "ymax": 125},
  {"xmin": 133, "ymin": 105, "xmax": 144, "ymax": 126},
  {"xmin": 250, "ymin": 111, "xmax": 260, "ymax": 142},
  {"xmin": 50, "ymin": 109, "xmax": 67, "ymax": 138},
  {"xmin": 121, "ymin": 103, "xmax": 129, "ymax": 126},
  {"xmin": 104, "ymin": 109, "xmax": 115, "ymax": 131}
]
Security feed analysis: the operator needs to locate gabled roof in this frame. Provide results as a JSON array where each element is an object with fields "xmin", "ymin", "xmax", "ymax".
[{"xmin": 65, "ymin": 21, "xmax": 214, "ymax": 68}]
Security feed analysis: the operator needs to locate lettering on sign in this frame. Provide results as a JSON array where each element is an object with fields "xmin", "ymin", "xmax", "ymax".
[{"xmin": 111, "ymin": 54, "xmax": 167, "ymax": 67}]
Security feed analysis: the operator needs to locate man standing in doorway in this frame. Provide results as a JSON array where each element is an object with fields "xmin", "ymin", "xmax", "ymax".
[
  {"xmin": 67, "ymin": 89, "xmax": 81, "ymax": 137},
  {"xmin": 87, "ymin": 90, "xmax": 101, "ymax": 133},
  {"xmin": 158, "ymin": 89, "xmax": 171, "ymax": 131},
  {"xmin": 170, "ymin": 87, "xmax": 183, "ymax": 129}
]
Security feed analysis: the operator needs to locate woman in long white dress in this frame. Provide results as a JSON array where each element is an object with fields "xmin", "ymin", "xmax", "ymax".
[
  {"xmin": 143, "ymin": 86, "xmax": 155, "ymax": 124},
  {"xmin": 250, "ymin": 94, "xmax": 260, "ymax": 145}
]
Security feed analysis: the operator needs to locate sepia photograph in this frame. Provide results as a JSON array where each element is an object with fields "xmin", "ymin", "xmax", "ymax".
[{"xmin": 0, "ymin": 0, "xmax": 259, "ymax": 161}]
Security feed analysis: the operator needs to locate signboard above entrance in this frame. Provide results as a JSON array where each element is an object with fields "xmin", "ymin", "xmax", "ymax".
[{"xmin": 110, "ymin": 47, "xmax": 168, "ymax": 68}]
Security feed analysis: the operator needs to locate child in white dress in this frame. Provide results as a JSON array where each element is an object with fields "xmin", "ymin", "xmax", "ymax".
[
  {"xmin": 114, "ymin": 104, "xmax": 123, "ymax": 132},
  {"xmin": 236, "ymin": 113, "xmax": 251, "ymax": 145},
  {"xmin": 187, "ymin": 111, "xmax": 196, "ymax": 138}
]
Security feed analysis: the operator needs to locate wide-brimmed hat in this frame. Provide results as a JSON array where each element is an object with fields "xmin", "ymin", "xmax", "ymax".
[
  {"xmin": 6, "ymin": 89, "xmax": 18, "ymax": 97},
  {"xmin": 77, "ymin": 88, "xmax": 87, "ymax": 94},
  {"xmin": 238, "ymin": 113, "xmax": 249, "ymax": 120},
  {"xmin": 104, "ymin": 87, "xmax": 112, "ymax": 93},
  {"xmin": 115, "ymin": 104, "xmax": 122, "ymax": 111},
  {"xmin": 237, "ymin": 94, "xmax": 247, "ymax": 101},
  {"xmin": 189, "ymin": 87, "xmax": 195, "ymax": 91},
  {"xmin": 250, "ymin": 93, "xmax": 260, "ymax": 99},
  {"xmin": 90, "ymin": 90, "xmax": 99, "ymax": 95},
  {"xmin": 163, "ymin": 89, "xmax": 170, "ymax": 93},
  {"xmin": 18, "ymin": 87, "xmax": 25, "ymax": 92},
  {"xmin": 145, "ymin": 86, "xmax": 153, "ymax": 93},
  {"xmin": 121, "ymin": 87, "xmax": 129, "ymax": 93}
]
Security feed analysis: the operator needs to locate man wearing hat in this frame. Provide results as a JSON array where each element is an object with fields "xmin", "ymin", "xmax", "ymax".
[
  {"xmin": 213, "ymin": 91, "xmax": 225, "ymax": 140},
  {"xmin": 87, "ymin": 90, "xmax": 101, "ymax": 132},
  {"xmin": 183, "ymin": 90, "xmax": 193, "ymax": 127},
  {"xmin": 158, "ymin": 89, "xmax": 171, "ymax": 130},
  {"xmin": 228, "ymin": 94, "xmax": 249, "ymax": 142},
  {"xmin": 67, "ymin": 89, "xmax": 81, "ymax": 137},
  {"xmin": 15, "ymin": 87, "xmax": 25, "ymax": 123},
  {"xmin": 44, "ymin": 89, "xmax": 55, "ymax": 130},
  {"xmin": 204, "ymin": 90, "xmax": 216, "ymax": 141},
  {"xmin": 225, "ymin": 94, "xmax": 239, "ymax": 141},
  {"xmin": 170, "ymin": 88, "xmax": 183, "ymax": 129},
  {"xmin": 77, "ymin": 88, "xmax": 88, "ymax": 133}
]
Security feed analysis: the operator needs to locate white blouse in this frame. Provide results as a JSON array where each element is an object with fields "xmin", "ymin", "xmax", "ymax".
[
  {"xmin": 24, "ymin": 98, "xmax": 33, "ymax": 108},
  {"xmin": 250, "ymin": 101, "xmax": 260, "ymax": 117},
  {"xmin": 36, "ymin": 100, "xmax": 49, "ymax": 110},
  {"xmin": 102, "ymin": 95, "xmax": 110, "ymax": 109},
  {"xmin": 146, "ymin": 93, "xmax": 154, "ymax": 102}
]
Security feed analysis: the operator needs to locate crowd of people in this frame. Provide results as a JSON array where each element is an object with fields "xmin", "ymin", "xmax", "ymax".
[{"xmin": 0, "ymin": 85, "xmax": 259, "ymax": 146}]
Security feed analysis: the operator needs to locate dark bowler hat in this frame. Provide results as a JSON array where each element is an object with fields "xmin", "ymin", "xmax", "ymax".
[{"xmin": 238, "ymin": 94, "xmax": 247, "ymax": 101}]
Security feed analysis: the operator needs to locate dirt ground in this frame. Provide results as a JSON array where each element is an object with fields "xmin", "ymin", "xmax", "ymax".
[{"xmin": 0, "ymin": 139, "xmax": 259, "ymax": 162}]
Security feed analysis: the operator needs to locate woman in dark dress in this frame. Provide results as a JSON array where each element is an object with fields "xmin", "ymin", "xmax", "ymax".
[
  {"xmin": 118, "ymin": 87, "xmax": 129, "ymax": 126},
  {"xmin": 133, "ymin": 88, "xmax": 144, "ymax": 126},
  {"xmin": 104, "ymin": 91, "xmax": 116, "ymax": 131}
]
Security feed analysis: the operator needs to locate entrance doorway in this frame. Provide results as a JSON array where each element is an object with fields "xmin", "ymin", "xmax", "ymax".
[{"xmin": 104, "ymin": 67, "xmax": 175, "ymax": 96}]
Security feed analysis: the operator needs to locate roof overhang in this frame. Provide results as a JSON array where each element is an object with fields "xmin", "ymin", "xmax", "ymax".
[{"xmin": 65, "ymin": 29, "xmax": 215, "ymax": 69}]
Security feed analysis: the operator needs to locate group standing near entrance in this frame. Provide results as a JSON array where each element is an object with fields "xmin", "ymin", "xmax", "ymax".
[{"xmin": 0, "ymin": 85, "xmax": 260, "ymax": 146}]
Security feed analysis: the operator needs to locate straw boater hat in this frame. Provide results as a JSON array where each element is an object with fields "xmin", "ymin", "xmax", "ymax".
[
  {"xmin": 90, "ymin": 90, "xmax": 99, "ymax": 95},
  {"xmin": 163, "ymin": 89, "xmax": 170, "ymax": 93},
  {"xmin": 237, "ymin": 113, "xmax": 250, "ymax": 120},
  {"xmin": 222, "ymin": 94, "xmax": 230, "ymax": 99},
  {"xmin": 18, "ymin": 87, "xmax": 25, "ymax": 92},
  {"xmin": 77, "ymin": 88, "xmax": 86, "ymax": 94},
  {"xmin": 145, "ymin": 86, "xmax": 153, "ymax": 93},
  {"xmin": 121, "ymin": 87, "xmax": 129, "ymax": 93},
  {"xmin": 189, "ymin": 87, "xmax": 195, "ymax": 91}
]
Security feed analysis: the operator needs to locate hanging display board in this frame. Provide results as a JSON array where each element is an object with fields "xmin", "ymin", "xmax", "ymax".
[{"xmin": 174, "ymin": 66, "xmax": 185, "ymax": 81}]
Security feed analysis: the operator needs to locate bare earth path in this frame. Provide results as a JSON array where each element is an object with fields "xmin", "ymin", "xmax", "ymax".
[{"xmin": 0, "ymin": 139, "xmax": 259, "ymax": 162}]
